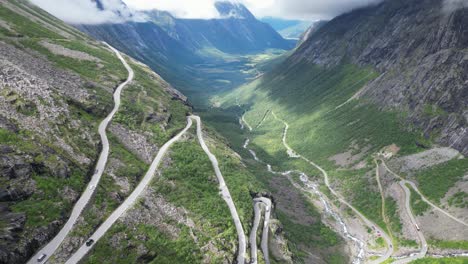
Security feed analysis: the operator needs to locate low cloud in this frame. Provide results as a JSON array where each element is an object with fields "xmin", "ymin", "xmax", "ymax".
[
  {"xmin": 259, "ymin": 0, "xmax": 384, "ymax": 20},
  {"xmin": 443, "ymin": 0, "xmax": 468, "ymax": 13},
  {"xmin": 124, "ymin": 0, "xmax": 221, "ymax": 19},
  {"xmin": 30, "ymin": 0, "xmax": 147, "ymax": 24},
  {"xmin": 31, "ymin": 0, "xmax": 386, "ymax": 24},
  {"xmin": 125, "ymin": 0, "xmax": 384, "ymax": 20}
]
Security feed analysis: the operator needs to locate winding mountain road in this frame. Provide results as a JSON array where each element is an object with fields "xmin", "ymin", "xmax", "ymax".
[
  {"xmin": 393, "ymin": 182, "xmax": 428, "ymax": 264},
  {"xmin": 65, "ymin": 118, "xmax": 193, "ymax": 264},
  {"xmin": 191, "ymin": 115, "xmax": 247, "ymax": 264},
  {"xmin": 28, "ymin": 43, "xmax": 133, "ymax": 264},
  {"xmin": 271, "ymin": 112, "xmax": 394, "ymax": 264},
  {"xmin": 381, "ymin": 161, "xmax": 468, "ymax": 227},
  {"xmin": 65, "ymin": 115, "xmax": 247, "ymax": 264},
  {"xmin": 249, "ymin": 197, "xmax": 272, "ymax": 264},
  {"xmin": 249, "ymin": 202, "xmax": 262, "ymax": 264},
  {"xmin": 241, "ymin": 112, "xmax": 366, "ymax": 264}
]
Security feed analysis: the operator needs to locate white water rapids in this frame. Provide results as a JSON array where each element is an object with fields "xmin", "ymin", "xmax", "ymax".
[{"xmin": 240, "ymin": 119, "xmax": 365, "ymax": 264}]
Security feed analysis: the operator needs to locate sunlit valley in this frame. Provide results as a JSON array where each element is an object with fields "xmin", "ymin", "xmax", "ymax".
[{"xmin": 0, "ymin": 0, "xmax": 467, "ymax": 264}]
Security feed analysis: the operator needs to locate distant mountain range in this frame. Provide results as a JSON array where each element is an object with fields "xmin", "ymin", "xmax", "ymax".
[
  {"xmin": 260, "ymin": 17, "xmax": 323, "ymax": 39},
  {"xmin": 78, "ymin": 1, "xmax": 295, "ymax": 96}
]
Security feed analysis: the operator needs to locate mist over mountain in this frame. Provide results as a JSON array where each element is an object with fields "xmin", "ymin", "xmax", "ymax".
[
  {"xmin": 77, "ymin": 1, "xmax": 294, "ymax": 97},
  {"xmin": 2, "ymin": 0, "xmax": 468, "ymax": 264}
]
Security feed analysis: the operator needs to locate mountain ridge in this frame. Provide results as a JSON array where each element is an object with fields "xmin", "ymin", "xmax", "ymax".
[
  {"xmin": 77, "ymin": 0, "xmax": 294, "ymax": 100},
  {"xmin": 215, "ymin": 1, "xmax": 468, "ymax": 261},
  {"xmin": 289, "ymin": 0, "xmax": 468, "ymax": 155}
]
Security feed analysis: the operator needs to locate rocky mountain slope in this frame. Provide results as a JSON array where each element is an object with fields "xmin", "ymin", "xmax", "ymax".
[
  {"xmin": 291, "ymin": 0, "xmax": 468, "ymax": 155},
  {"xmin": 0, "ymin": 0, "xmax": 190, "ymax": 262},
  {"xmin": 0, "ymin": 1, "xmax": 287, "ymax": 264},
  {"xmin": 296, "ymin": 20, "xmax": 327, "ymax": 46},
  {"xmin": 215, "ymin": 0, "xmax": 468, "ymax": 262}
]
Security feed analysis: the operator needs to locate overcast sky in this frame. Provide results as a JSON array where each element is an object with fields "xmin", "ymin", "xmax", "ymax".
[
  {"xmin": 29, "ymin": 0, "xmax": 389, "ymax": 24},
  {"xmin": 30, "ymin": 0, "xmax": 468, "ymax": 24},
  {"xmin": 124, "ymin": 0, "xmax": 384, "ymax": 20},
  {"xmin": 30, "ymin": 0, "xmax": 147, "ymax": 24}
]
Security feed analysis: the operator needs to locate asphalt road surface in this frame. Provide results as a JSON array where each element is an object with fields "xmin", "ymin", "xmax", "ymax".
[
  {"xmin": 393, "ymin": 181, "xmax": 428, "ymax": 264},
  {"xmin": 249, "ymin": 197, "xmax": 272, "ymax": 264},
  {"xmin": 381, "ymin": 161, "xmax": 468, "ymax": 227},
  {"xmin": 27, "ymin": 43, "xmax": 133, "ymax": 264},
  {"xmin": 249, "ymin": 202, "xmax": 262, "ymax": 264},
  {"xmin": 191, "ymin": 115, "xmax": 247, "ymax": 264},
  {"xmin": 65, "ymin": 117, "xmax": 193, "ymax": 264}
]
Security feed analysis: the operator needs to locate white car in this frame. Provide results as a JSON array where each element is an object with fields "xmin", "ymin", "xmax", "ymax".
[
  {"xmin": 89, "ymin": 185, "xmax": 95, "ymax": 190},
  {"xmin": 37, "ymin": 253, "xmax": 47, "ymax": 262}
]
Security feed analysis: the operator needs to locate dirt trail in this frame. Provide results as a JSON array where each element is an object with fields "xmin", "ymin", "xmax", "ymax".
[
  {"xmin": 256, "ymin": 110, "xmax": 271, "ymax": 129},
  {"xmin": 374, "ymin": 160, "xmax": 394, "ymax": 241},
  {"xmin": 380, "ymin": 160, "xmax": 468, "ymax": 227}
]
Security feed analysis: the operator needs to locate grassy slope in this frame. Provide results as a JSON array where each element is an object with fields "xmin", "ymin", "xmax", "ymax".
[
  {"xmin": 0, "ymin": 1, "xmax": 195, "ymax": 262},
  {"xmin": 219, "ymin": 62, "xmax": 424, "ymax": 163},
  {"xmin": 407, "ymin": 183, "xmax": 431, "ymax": 216},
  {"xmin": 209, "ymin": 59, "xmax": 434, "ymax": 255},
  {"xmin": 202, "ymin": 108, "xmax": 347, "ymax": 263},
  {"xmin": 48, "ymin": 59, "xmax": 192, "ymax": 261},
  {"xmin": 0, "ymin": 0, "xmax": 124, "ymax": 233},
  {"xmin": 415, "ymin": 158, "xmax": 468, "ymax": 204},
  {"xmin": 85, "ymin": 125, "xmax": 265, "ymax": 263},
  {"xmin": 409, "ymin": 257, "xmax": 468, "ymax": 264}
]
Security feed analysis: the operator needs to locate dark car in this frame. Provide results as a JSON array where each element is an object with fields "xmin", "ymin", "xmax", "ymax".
[{"xmin": 86, "ymin": 239, "xmax": 95, "ymax": 247}]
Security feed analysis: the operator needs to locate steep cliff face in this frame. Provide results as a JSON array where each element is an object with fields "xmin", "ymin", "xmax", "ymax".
[
  {"xmin": 296, "ymin": 20, "xmax": 327, "ymax": 46},
  {"xmin": 291, "ymin": 0, "xmax": 468, "ymax": 154}
]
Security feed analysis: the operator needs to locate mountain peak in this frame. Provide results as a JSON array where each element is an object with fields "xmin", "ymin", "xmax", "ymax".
[
  {"xmin": 215, "ymin": 1, "xmax": 255, "ymax": 20},
  {"xmin": 92, "ymin": 0, "xmax": 104, "ymax": 10}
]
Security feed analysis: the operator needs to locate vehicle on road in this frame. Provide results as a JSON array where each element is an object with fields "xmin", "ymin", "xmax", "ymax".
[
  {"xmin": 415, "ymin": 224, "xmax": 420, "ymax": 231},
  {"xmin": 86, "ymin": 239, "xmax": 94, "ymax": 247},
  {"xmin": 89, "ymin": 185, "xmax": 95, "ymax": 190},
  {"xmin": 94, "ymin": 169, "xmax": 99, "ymax": 174},
  {"xmin": 37, "ymin": 254, "xmax": 47, "ymax": 262}
]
